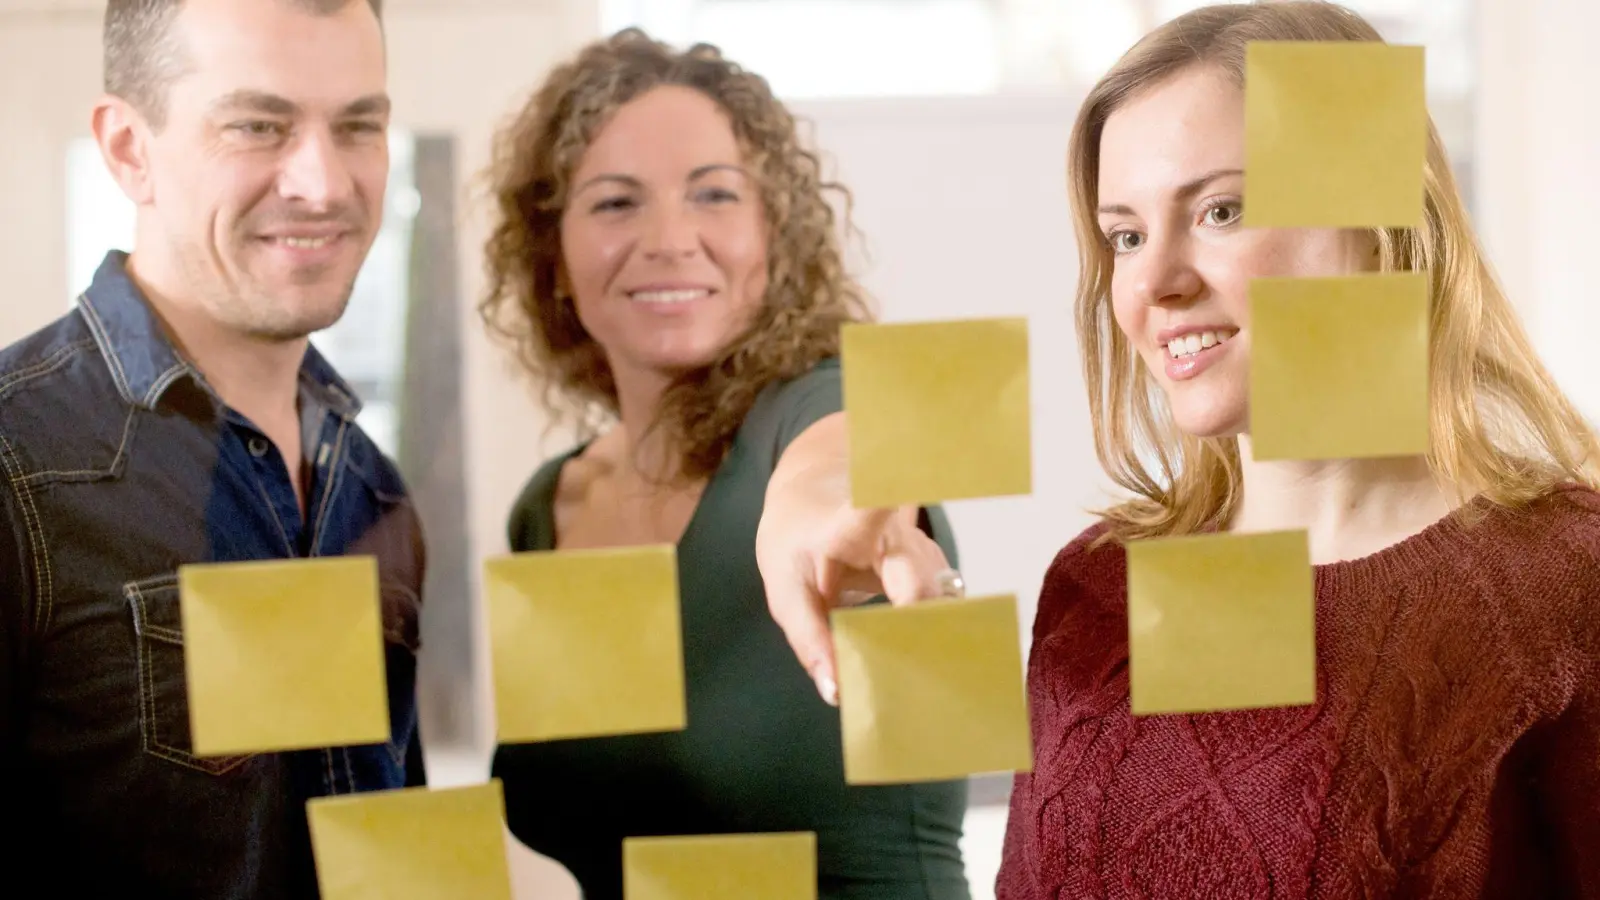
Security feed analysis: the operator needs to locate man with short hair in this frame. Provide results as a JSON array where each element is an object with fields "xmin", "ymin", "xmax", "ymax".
[{"xmin": 0, "ymin": 0, "xmax": 425, "ymax": 894}]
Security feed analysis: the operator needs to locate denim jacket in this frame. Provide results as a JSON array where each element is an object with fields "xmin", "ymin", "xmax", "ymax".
[{"xmin": 0, "ymin": 251, "xmax": 426, "ymax": 898}]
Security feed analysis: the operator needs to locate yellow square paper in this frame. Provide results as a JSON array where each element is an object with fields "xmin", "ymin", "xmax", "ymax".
[
  {"xmin": 1244, "ymin": 41, "xmax": 1426, "ymax": 227},
  {"xmin": 833, "ymin": 595, "xmax": 1033, "ymax": 785},
  {"xmin": 486, "ymin": 545, "xmax": 686, "ymax": 743},
  {"xmin": 179, "ymin": 556, "xmax": 389, "ymax": 756},
  {"xmin": 1249, "ymin": 272, "xmax": 1429, "ymax": 460},
  {"xmin": 841, "ymin": 318, "xmax": 1032, "ymax": 508},
  {"xmin": 1127, "ymin": 530, "xmax": 1315, "ymax": 716},
  {"xmin": 307, "ymin": 780, "xmax": 513, "ymax": 900},
  {"xmin": 624, "ymin": 832, "xmax": 816, "ymax": 900}
]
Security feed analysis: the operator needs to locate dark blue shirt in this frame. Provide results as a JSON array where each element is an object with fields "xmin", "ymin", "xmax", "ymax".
[{"xmin": 0, "ymin": 251, "xmax": 427, "ymax": 898}]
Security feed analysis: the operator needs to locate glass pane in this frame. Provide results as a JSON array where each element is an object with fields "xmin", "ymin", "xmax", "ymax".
[{"xmin": 63, "ymin": 132, "xmax": 479, "ymax": 756}]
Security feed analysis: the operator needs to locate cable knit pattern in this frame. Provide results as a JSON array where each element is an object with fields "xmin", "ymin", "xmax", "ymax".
[{"xmin": 996, "ymin": 485, "xmax": 1600, "ymax": 900}]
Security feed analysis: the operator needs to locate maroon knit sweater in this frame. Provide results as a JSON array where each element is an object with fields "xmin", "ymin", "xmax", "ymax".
[{"xmin": 996, "ymin": 484, "xmax": 1600, "ymax": 899}]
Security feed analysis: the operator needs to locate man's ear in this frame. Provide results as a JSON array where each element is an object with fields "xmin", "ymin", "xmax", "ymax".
[{"xmin": 91, "ymin": 94, "xmax": 156, "ymax": 206}]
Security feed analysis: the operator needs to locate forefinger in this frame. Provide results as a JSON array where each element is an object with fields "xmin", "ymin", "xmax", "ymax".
[{"xmin": 763, "ymin": 561, "xmax": 841, "ymax": 706}]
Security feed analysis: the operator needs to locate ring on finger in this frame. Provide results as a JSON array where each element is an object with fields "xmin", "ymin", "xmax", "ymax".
[{"xmin": 934, "ymin": 567, "xmax": 966, "ymax": 598}]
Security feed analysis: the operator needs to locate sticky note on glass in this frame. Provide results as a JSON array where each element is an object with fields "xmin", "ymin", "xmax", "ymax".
[
  {"xmin": 624, "ymin": 832, "xmax": 816, "ymax": 900},
  {"xmin": 179, "ymin": 556, "xmax": 388, "ymax": 756},
  {"xmin": 1244, "ymin": 41, "xmax": 1426, "ymax": 227},
  {"xmin": 841, "ymin": 318, "xmax": 1032, "ymax": 508},
  {"xmin": 1249, "ymin": 272, "xmax": 1429, "ymax": 460},
  {"xmin": 308, "ymin": 780, "xmax": 514, "ymax": 900},
  {"xmin": 833, "ymin": 595, "xmax": 1032, "ymax": 785},
  {"xmin": 1127, "ymin": 530, "xmax": 1315, "ymax": 716},
  {"xmin": 486, "ymin": 545, "xmax": 686, "ymax": 743}
]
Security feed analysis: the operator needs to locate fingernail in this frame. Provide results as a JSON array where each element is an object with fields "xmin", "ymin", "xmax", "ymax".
[{"xmin": 818, "ymin": 676, "xmax": 838, "ymax": 707}]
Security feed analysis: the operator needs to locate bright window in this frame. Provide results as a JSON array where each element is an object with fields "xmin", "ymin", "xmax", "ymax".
[{"xmin": 600, "ymin": 0, "xmax": 1476, "ymax": 202}]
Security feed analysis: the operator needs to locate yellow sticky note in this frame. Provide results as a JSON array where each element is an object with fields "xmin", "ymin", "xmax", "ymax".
[
  {"xmin": 179, "ymin": 556, "xmax": 389, "ymax": 756},
  {"xmin": 1244, "ymin": 41, "xmax": 1426, "ymax": 227},
  {"xmin": 307, "ymin": 780, "xmax": 514, "ymax": 900},
  {"xmin": 1127, "ymin": 530, "xmax": 1315, "ymax": 716},
  {"xmin": 486, "ymin": 545, "xmax": 686, "ymax": 743},
  {"xmin": 833, "ymin": 595, "xmax": 1033, "ymax": 785},
  {"xmin": 624, "ymin": 832, "xmax": 816, "ymax": 900},
  {"xmin": 1249, "ymin": 272, "xmax": 1429, "ymax": 460},
  {"xmin": 841, "ymin": 318, "xmax": 1032, "ymax": 508}
]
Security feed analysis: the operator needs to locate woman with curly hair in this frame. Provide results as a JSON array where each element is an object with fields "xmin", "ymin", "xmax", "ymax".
[{"xmin": 479, "ymin": 29, "xmax": 972, "ymax": 900}]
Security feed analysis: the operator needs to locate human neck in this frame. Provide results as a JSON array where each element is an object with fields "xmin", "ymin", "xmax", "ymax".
[
  {"xmin": 1229, "ymin": 436, "xmax": 1458, "ymax": 565},
  {"xmin": 126, "ymin": 250, "xmax": 305, "ymax": 432},
  {"xmin": 608, "ymin": 363, "xmax": 681, "ymax": 486}
]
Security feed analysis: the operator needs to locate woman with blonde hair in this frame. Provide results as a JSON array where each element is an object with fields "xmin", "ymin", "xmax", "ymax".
[
  {"xmin": 478, "ymin": 28, "xmax": 972, "ymax": 900},
  {"xmin": 993, "ymin": 2, "xmax": 1600, "ymax": 896}
]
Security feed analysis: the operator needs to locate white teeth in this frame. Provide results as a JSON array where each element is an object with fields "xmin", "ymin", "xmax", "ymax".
[
  {"xmin": 631, "ymin": 289, "xmax": 709, "ymax": 304},
  {"xmin": 281, "ymin": 236, "xmax": 332, "ymax": 249},
  {"xmin": 1166, "ymin": 330, "xmax": 1232, "ymax": 359}
]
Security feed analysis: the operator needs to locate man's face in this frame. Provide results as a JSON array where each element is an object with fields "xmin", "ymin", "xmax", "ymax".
[{"xmin": 140, "ymin": 0, "xmax": 389, "ymax": 342}]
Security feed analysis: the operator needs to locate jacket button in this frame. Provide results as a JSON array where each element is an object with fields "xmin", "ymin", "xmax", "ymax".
[{"xmin": 247, "ymin": 437, "xmax": 269, "ymax": 458}]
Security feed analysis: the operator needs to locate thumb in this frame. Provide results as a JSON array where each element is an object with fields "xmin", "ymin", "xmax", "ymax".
[{"xmin": 874, "ymin": 510, "xmax": 954, "ymax": 606}]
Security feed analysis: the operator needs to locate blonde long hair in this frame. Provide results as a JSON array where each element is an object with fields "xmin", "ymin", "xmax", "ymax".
[{"xmin": 1069, "ymin": 0, "xmax": 1600, "ymax": 542}]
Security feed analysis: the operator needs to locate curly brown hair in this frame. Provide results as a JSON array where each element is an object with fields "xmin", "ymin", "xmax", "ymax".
[{"xmin": 478, "ymin": 28, "xmax": 872, "ymax": 483}]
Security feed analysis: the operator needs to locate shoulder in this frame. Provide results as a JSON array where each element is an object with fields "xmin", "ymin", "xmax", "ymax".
[
  {"xmin": 506, "ymin": 441, "xmax": 593, "ymax": 551},
  {"xmin": 742, "ymin": 357, "xmax": 842, "ymax": 462},
  {"xmin": 1042, "ymin": 520, "xmax": 1125, "ymax": 591},
  {"xmin": 1526, "ymin": 482, "xmax": 1600, "ymax": 553},
  {"xmin": 1457, "ymin": 484, "xmax": 1600, "ymax": 580},
  {"xmin": 0, "ymin": 309, "xmax": 100, "ymax": 390},
  {"xmin": 0, "ymin": 310, "xmax": 112, "ymax": 420},
  {"xmin": 1520, "ymin": 485, "xmax": 1600, "ymax": 629},
  {"xmin": 0, "ymin": 311, "xmax": 127, "ymax": 477},
  {"xmin": 1034, "ymin": 519, "xmax": 1125, "ymax": 641},
  {"xmin": 340, "ymin": 423, "xmax": 414, "ymax": 504},
  {"xmin": 1439, "ymin": 483, "xmax": 1600, "ymax": 656}
]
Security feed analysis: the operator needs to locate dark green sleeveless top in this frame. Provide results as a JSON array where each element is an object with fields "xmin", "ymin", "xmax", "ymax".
[{"xmin": 490, "ymin": 358, "xmax": 972, "ymax": 900}]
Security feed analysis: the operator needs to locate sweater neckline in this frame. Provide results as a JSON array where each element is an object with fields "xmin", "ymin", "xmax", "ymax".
[{"xmin": 1311, "ymin": 491, "xmax": 1499, "ymax": 594}]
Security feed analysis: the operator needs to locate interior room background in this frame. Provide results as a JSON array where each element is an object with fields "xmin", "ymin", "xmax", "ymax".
[{"xmin": 2, "ymin": 0, "xmax": 1594, "ymax": 896}]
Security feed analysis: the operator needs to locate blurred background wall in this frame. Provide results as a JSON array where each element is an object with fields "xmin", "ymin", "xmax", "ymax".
[{"xmin": 2, "ymin": 0, "xmax": 1594, "ymax": 896}]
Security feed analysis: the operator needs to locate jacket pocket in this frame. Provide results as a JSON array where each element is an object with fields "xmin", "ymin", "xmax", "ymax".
[{"xmin": 124, "ymin": 574, "xmax": 256, "ymax": 776}]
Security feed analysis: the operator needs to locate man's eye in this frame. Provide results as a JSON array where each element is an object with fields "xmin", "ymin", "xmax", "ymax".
[{"xmin": 231, "ymin": 121, "xmax": 284, "ymax": 138}]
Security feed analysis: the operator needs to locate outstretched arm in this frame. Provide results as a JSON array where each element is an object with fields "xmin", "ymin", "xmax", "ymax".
[{"xmin": 755, "ymin": 412, "xmax": 956, "ymax": 705}]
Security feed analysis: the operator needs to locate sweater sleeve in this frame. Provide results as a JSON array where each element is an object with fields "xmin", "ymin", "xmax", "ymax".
[
  {"xmin": 993, "ymin": 527, "xmax": 1115, "ymax": 899},
  {"xmin": 1536, "ymin": 627, "xmax": 1600, "ymax": 896},
  {"xmin": 1534, "ymin": 489, "xmax": 1600, "ymax": 897},
  {"xmin": 995, "ymin": 768, "xmax": 1040, "ymax": 899}
]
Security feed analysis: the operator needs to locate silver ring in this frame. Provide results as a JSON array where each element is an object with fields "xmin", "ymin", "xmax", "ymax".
[{"xmin": 934, "ymin": 568, "xmax": 966, "ymax": 598}]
